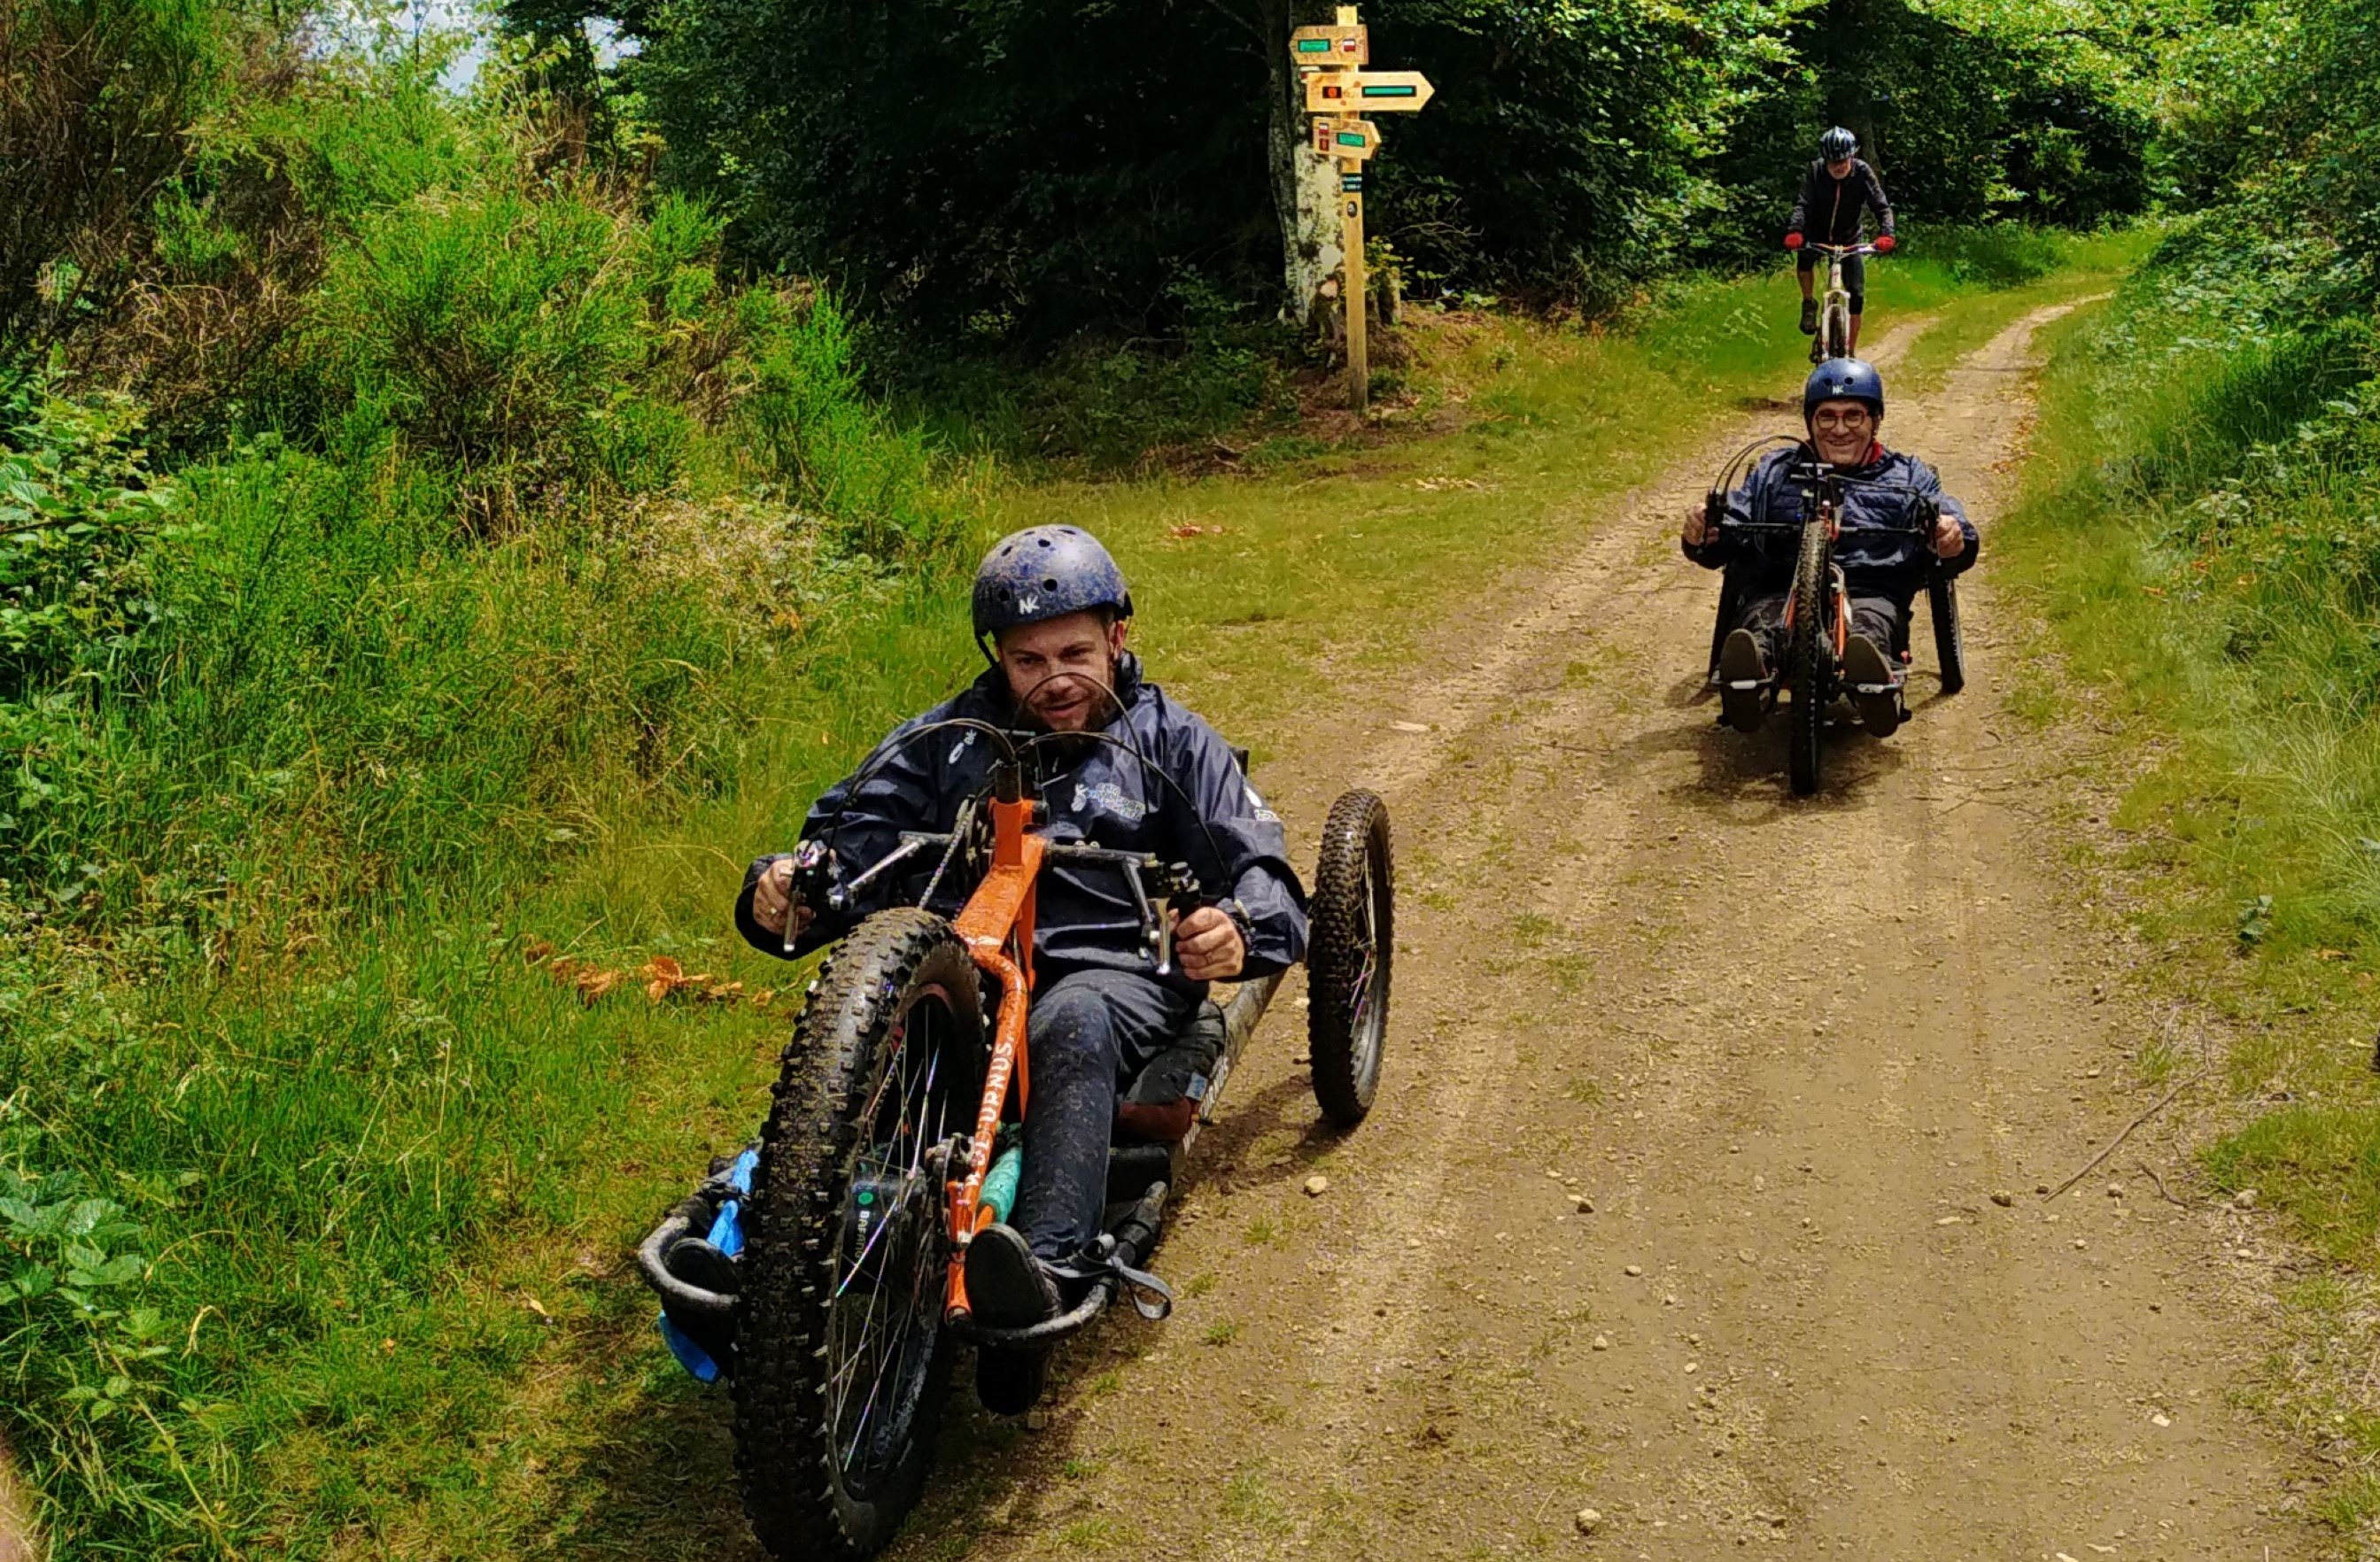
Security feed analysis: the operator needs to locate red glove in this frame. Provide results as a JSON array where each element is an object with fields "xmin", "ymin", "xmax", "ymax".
[
  {"xmin": 1783, "ymin": 232, "xmax": 1804, "ymax": 250},
  {"xmin": 1872, "ymin": 234, "xmax": 1895, "ymax": 253}
]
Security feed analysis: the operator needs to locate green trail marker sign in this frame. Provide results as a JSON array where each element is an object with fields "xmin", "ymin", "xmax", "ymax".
[
  {"xmin": 1311, "ymin": 115, "xmax": 1382, "ymax": 159},
  {"xmin": 1303, "ymin": 69, "xmax": 1436, "ymax": 114},
  {"xmin": 1289, "ymin": 22, "xmax": 1368, "ymax": 63},
  {"xmin": 1293, "ymin": 5, "xmax": 1432, "ymax": 411}
]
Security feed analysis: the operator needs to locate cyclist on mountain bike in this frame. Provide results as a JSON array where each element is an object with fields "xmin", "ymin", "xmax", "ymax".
[
  {"xmin": 734, "ymin": 525, "xmax": 1306, "ymax": 1406},
  {"xmin": 1787, "ymin": 127, "xmax": 1896, "ymax": 356},
  {"xmin": 1678, "ymin": 358, "xmax": 1975, "ymax": 738}
]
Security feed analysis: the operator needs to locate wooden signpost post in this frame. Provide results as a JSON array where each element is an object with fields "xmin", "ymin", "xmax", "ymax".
[{"xmin": 1291, "ymin": 6, "xmax": 1430, "ymax": 410}]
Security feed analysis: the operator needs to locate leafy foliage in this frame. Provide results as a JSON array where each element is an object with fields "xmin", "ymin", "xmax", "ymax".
[
  {"xmin": 0, "ymin": 375, "xmax": 185, "ymax": 700},
  {"xmin": 556, "ymin": 0, "xmax": 2153, "ymax": 334},
  {"xmin": 1699, "ymin": 0, "xmax": 2153, "ymax": 263},
  {"xmin": 0, "ymin": 1133, "xmax": 220, "ymax": 1553},
  {"xmin": 630, "ymin": 0, "xmax": 1274, "ymax": 339},
  {"xmin": 1355, "ymin": 0, "xmax": 1795, "ymax": 305}
]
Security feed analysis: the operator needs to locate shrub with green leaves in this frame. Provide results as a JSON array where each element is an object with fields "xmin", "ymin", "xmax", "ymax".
[
  {"xmin": 294, "ymin": 180, "xmax": 699, "ymax": 519},
  {"xmin": 0, "ymin": 1143, "xmax": 219, "ymax": 1553},
  {"xmin": 0, "ymin": 375, "xmax": 183, "ymax": 698}
]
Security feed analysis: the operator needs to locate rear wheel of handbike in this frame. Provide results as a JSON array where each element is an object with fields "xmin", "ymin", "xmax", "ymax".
[
  {"xmin": 1308, "ymin": 789, "xmax": 1394, "ymax": 1127},
  {"xmin": 1787, "ymin": 521, "xmax": 1831, "ymax": 797},
  {"xmin": 1928, "ymin": 573, "xmax": 1966, "ymax": 696},
  {"xmin": 734, "ymin": 909, "xmax": 984, "ymax": 1559}
]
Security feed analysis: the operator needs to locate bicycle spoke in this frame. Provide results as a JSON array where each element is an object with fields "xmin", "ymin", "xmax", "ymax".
[{"xmin": 825, "ymin": 986, "xmax": 963, "ymax": 1486}]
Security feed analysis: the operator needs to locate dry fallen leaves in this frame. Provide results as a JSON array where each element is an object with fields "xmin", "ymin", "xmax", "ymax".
[{"xmin": 519, "ymin": 939, "xmax": 776, "ymax": 1009}]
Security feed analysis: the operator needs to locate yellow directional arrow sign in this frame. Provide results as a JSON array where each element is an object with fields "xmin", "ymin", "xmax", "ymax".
[
  {"xmin": 1289, "ymin": 23, "xmax": 1368, "ymax": 65},
  {"xmin": 1305, "ymin": 69, "xmax": 1434, "ymax": 113},
  {"xmin": 1311, "ymin": 116, "xmax": 1382, "ymax": 160}
]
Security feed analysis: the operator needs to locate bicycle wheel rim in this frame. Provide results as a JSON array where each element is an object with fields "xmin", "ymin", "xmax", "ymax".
[{"xmin": 823, "ymin": 986, "xmax": 963, "ymax": 1499}]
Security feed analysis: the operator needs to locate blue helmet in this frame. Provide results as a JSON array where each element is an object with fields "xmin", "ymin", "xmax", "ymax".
[
  {"xmin": 971, "ymin": 524, "xmax": 1133, "ymax": 648},
  {"xmin": 1804, "ymin": 357, "xmax": 1885, "ymax": 421},
  {"xmin": 1820, "ymin": 126, "xmax": 1858, "ymax": 162}
]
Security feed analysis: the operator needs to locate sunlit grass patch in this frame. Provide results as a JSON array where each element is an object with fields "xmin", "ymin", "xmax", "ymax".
[{"xmin": 2205, "ymin": 1108, "xmax": 2380, "ymax": 1259}]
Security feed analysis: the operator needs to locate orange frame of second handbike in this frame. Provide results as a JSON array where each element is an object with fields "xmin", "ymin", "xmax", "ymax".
[{"xmin": 942, "ymin": 793, "xmax": 1044, "ymax": 1323}]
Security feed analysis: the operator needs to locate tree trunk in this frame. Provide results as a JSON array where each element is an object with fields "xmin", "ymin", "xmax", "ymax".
[{"xmin": 1268, "ymin": 0, "xmax": 1342, "ymax": 325}]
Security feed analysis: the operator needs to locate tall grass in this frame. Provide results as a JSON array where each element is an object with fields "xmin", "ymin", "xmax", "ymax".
[
  {"xmin": 1995, "ymin": 213, "xmax": 2380, "ymax": 1263},
  {"xmin": 0, "ymin": 47, "xmax": 978, "ymax": 1558}
]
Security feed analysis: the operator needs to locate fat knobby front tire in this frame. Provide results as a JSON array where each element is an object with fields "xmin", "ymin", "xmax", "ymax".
[
  {"xmin": 1787, "ymin": 521, "xmax": 1831, "ymax": 797},
  {"xmin": 1928, "ymin": 573, "xmax": 1966, "ymax": 696},
  {"xmin": 1307, "ymin": 789, "xmax": 1394, "ymax": 1126},
  {"xmin": 734, "ymin": 909, "xmax": 985, "ymax": 1560}
]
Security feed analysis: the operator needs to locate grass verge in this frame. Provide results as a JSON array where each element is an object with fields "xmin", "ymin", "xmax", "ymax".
[{"xmin": 1989, "ymin": 218, "xmax": 2380, "ymax": 1541}]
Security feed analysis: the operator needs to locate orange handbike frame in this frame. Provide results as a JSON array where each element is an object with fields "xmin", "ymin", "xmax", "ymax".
[{"xmin": 941, "ymin": 790, "xmax": 1043, "ymax": 1324}]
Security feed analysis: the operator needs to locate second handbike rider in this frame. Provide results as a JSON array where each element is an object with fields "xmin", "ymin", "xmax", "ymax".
[{"xmin": 1679, "ymin": 357, "xmax": 1976, "ymax": 738}]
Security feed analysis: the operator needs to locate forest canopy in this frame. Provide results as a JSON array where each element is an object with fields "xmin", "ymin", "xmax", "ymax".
[{"xmin": 510, "ymin": 0, "xmax": 2171, "ymax": 337}]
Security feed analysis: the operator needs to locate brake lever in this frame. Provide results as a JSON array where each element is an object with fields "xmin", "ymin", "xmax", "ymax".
[
  {"xmin": 1152, "ymin": 863, "xmax": 1203, "ymax": 978},
  {"xmin": 780, "ymin": 839, "xmax": 834, "ymax": 956}
]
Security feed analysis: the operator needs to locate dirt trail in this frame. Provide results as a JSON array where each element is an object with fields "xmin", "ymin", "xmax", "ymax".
[{"xmin": 893, "ymin": 306, "xmax": 2318, "ymax": 1560}]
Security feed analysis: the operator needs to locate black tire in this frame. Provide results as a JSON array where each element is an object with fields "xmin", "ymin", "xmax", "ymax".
[
  {"xmin": 734, "ymin": 909, "xmax": 984, "ymax": 1559},
  {"xmin": 1708, "ymin": 565, "xmax": 1741, "ymax": 683},
  {"xmin": 1928, "ymin": 572, "xmax": 1966, "ymax": 696},
  {"xmin": 1308, "ymin": 789, "xmax": 1393, "ymax": 1127},
  {"xmin": 1822, "ymin": 302, "xmax": 1850, "ymax": 360},
  {"xmin": 1787, "ymin": 520, "xmax": 1832, "ymax": 797}
]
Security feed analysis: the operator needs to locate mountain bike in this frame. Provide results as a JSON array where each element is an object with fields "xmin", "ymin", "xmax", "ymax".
[
  {"xmin": 635, "ymin": 736, "xmax": 1394, "ymax": 1558},
  {"xmin": 1702, "ymin": 445, "xmax": 1967, "ymax": 794},
  {"xmin": 1808, "ymin": 241, "xmax": 1878, "ymax": 364}
]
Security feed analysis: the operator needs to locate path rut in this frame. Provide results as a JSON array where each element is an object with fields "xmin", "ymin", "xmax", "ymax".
[{"xmin": 888, "ymin": 305, "xmax": 2318, "ymax": 1561}]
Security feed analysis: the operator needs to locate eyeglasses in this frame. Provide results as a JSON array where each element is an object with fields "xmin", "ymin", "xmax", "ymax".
[{"xmin": 1811, "ymin": 409, "xmax": 1872, "ymax": 431}]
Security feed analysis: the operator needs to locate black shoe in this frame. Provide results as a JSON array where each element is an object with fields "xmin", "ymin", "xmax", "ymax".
[
  {"xmin": 1799, "ymin": 298, "xmax": 1818, "ymax": 336},
  {"xmin": 1842, "ymin": 635, "xmax": 1902, "ymax": 738},
  {"xmin": 1717, "ymin": 629, "xmax": 1767, "ymax": 735},
  {"xmin": 965, "ymin": 1223, "xmax": 1059, "ymax": 1414}
]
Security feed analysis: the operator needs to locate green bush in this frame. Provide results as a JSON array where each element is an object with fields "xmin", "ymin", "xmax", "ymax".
[
  {"xmin": 0, "ymin": 1141, "xmax": 207, "ymax": 1551},
  {"xmin": 2000, "ymin": 223, "xmax": 2380, "ymax": 967},
  {"xmin": 741, "ymin": 288, "xmax": 956, "ymax": 554},
  {"xmin": 1917, "ymin": 224, "xmax": 2067, "ymax": 289},
  {"xmin": 294, "ymin": 182, "xmax": 684, "ymax": 519},
  {"xmin": 0, "ymin": 374, "xmax": 184, "ymax": 698}
]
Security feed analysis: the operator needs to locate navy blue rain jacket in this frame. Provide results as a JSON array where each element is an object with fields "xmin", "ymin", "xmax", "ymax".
[
  {"xmin": 1682, "ymin": 445, "xmax": 1978, "ymax": 599},
  {"xmin": 735, "ymin": 653, "xmax": 1307, "ymax": 998}
]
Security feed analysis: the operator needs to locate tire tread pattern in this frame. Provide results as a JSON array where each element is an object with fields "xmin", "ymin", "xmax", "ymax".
[
  {"xmin": 1308, "ymin": 790, "xmax": 1393, "ymax": 1126},
  {"xmin": 1787, "ymin": 519, "xmax": 1831, "ymax": 796},
  {"xmin": 1928, "ymin": 574, "xmax": 1965, "ymax": 696},
  {"xmin": 733, "ymin": 909, "xmax": 981, "ymax": 1560}
]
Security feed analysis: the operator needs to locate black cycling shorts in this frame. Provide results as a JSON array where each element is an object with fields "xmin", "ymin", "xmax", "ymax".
[{"xmin": 1796, "ymin": 251, "xmax": 1865, "ymax": 314}]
